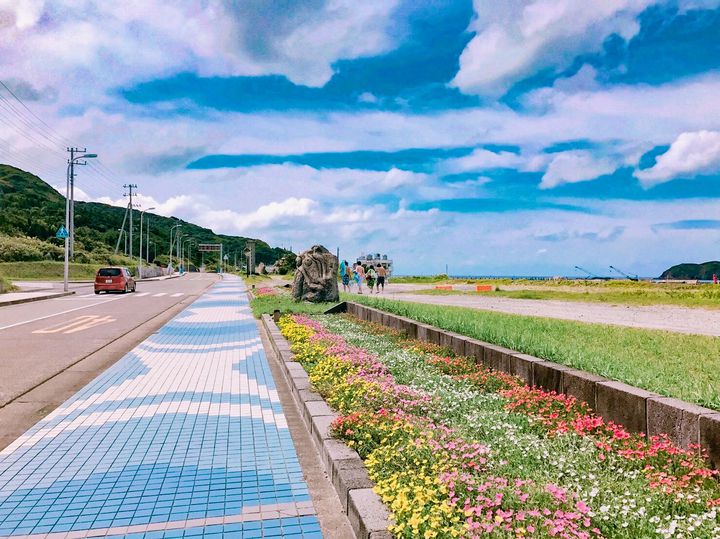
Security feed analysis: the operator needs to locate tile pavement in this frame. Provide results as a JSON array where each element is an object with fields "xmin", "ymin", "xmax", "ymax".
[{"xmin": 0, "ymin": 276, "xmax": 322, "ymax": 538}]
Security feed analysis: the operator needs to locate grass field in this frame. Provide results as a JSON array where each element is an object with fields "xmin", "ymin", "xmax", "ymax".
[
  {"xmin": 0, "ymin": 273, "xmax": 15, "ymax": 293},
  {"xmin": 409, "ymin": 284, "xmax": 720, "ymax": 308},
  {"xmin": 0, "ymin": 261, "xmax": 133, "ymax": 281},
  {"xmin": 249, "ymin": 293, "xmax": 336, "ymax": 318},
  {"xmin": 346, "ymin": 294, "xmax": 720, "ymax": 410}
]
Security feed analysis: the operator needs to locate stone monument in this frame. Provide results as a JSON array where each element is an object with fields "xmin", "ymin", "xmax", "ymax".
[{"xmin": 292, "ymin": 245, "xmax": 339, "ymax": 302}]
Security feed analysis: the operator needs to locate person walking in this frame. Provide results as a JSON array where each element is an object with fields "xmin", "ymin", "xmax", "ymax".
[
  {"xmin": 340, "ymin": 260, "xmax": 351, "ymax": 292},
  {"xmin": 376, "ymin": 264, "xmax": 387, "ymax": 293},
  {"xmin": 355, "ymin": 263, "xmax": 365, "ymax": 294},
  {"xmin": 366, "ymin": 265, "xmax": 377, "ymax": 294}
]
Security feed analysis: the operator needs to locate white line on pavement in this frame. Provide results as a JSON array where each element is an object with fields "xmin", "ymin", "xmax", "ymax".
[
  {"xmin": 152, "ymin": 293, "xmax": 167, "ymax": 297},
  {"xmin": 170, "ymin": 293, "xmax": 183, "ymax": 297},
  {"xmin": 134, "ymin": 292, "xmax": 150, "ymax": 297},
  {"xmin": 0, "ymin": 296, "xmax": 127, "ymax": 332}
]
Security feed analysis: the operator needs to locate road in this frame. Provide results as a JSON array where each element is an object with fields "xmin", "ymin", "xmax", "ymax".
[{"xmin": 0, "ymin": 273, "xmax": 219, "ymax": 447}]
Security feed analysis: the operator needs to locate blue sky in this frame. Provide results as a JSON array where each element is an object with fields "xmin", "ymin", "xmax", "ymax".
[{"xmin": 2, "ymin": 1, "xmax": 720, "ymax": 276}]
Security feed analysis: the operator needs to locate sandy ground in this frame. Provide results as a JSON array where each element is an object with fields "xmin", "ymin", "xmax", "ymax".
[{"xmin": 350, "ymin": 283, "xmax": 720, "ymax": 337}]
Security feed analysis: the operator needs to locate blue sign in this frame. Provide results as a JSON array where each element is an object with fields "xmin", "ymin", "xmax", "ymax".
[{"xmin": 55, "ymin": 226, "xmax": 69, "ymax": 239}]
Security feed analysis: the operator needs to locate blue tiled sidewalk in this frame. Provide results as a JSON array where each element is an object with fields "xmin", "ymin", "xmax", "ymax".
[{"xmin": 0, "ymin": 276, "xmax": 322, "ymax": 538}]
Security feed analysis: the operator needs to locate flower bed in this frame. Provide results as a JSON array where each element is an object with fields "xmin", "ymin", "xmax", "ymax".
[
  {"xmin": 279, "ymin": 314, "xmax": 720, "ymax": 538},
  {"xmin": 254, "ymin": 286, "xmax": 278, "ymax": 296}
]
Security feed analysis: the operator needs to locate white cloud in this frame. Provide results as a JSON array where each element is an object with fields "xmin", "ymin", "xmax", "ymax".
[
  {"xmin": 634, "ymin": 130, "xmax": 720, "ymax": 187},
  {"xmin": 451, "ymin": 0, "xmax": 650, "ymax": 95},
  {"xmin": 441, "ymin": 148, "xmax": 524, "ymax": 173},
  {"xmin": 540, "ymin": 151, "xmax": 617, "ymax": 189}
]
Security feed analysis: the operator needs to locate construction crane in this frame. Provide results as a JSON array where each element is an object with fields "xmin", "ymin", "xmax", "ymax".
[
  {"xmin": 574, "ymin": 265, "xmax": 600, "ymax": 279},
  {"xmin": 609, "ymin": 266, "xmax": 639, "ymax": 281}
]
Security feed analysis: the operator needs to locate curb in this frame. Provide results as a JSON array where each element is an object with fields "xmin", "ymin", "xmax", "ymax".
[
  {"xmin": 0, "ymin": 291, "xmax": 75, "ymax": 307},
  {"xmin": 345, "ymin": 302, "xmax": 720, "ymax": 469},
  {"xmin": 260, "ymin": 314, "xmax": 393, "ymax": 539}
]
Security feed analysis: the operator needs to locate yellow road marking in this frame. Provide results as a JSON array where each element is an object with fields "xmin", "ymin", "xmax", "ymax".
[{"xmin": 33, "ymin": 315, "xmax": 116, "ymax": 334}]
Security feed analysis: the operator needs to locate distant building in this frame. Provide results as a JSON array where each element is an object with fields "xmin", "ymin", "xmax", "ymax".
[{"xmin": 357, "ymin": 252, "xmax": 393, "ymax": 276}]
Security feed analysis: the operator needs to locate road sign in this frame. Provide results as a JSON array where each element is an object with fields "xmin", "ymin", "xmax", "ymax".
[
  {"xmin": 223, "ymin": 254, "xmax": 229, "ymax": 260},
  {"xmin": 198, "ymin": 243, "xmax": 222, "ymax": 252},
  {"xmin": 55, "ymin": 226, "xmax": 69, "ymax": 239}
]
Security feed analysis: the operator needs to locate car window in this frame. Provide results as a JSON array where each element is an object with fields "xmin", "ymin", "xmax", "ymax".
[{"xmin": 98, "ymin": 268, "xmax": 121, "ymax": 277}]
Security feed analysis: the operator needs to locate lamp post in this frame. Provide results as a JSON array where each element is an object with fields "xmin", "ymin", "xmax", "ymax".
[
  {"xmin": 169, "ymin": 223, "xmax": 182, "ymax": 272},
  {"xmin": 139, "ymin": 206, "xmax": 156, "ymax": 277},
  {"xmin": 63, "ymin": 151, "xmax": 97, "ymax": 292},
  {"xmin": 180, "ymin": 237, "xmax": 195, "ymax": 274},
  {"xmin": 185, "ymin": 239, "xmax": 197, "ymax": 273}
]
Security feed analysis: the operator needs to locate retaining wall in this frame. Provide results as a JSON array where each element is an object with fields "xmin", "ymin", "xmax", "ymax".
[{"xmin": 345, "ymin": 302, "xmax": 720, "ymax": 469}]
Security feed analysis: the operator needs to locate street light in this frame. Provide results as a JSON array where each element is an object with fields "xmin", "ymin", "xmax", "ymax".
[
  {"xmin": 139, "ymin": 206, "xmax": 156, "ymax": 277},
  {"xmin": 63, "ymin": 151, "xmax": 97, "ymax": 292},
  {"xmin": 169, "ymin": 223, "xmax": 182, "ymax": 272},
  {"xmin": 180, "ymin": 237, "xmax": 195, "ymax": 274},
  {"xmin": 184, "ymin": 239, "xmax": 197, "ymax": 273}
]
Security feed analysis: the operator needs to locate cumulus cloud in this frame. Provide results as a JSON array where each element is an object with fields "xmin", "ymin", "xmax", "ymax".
[
  {"xmin": 634, "ymin": 130, "xmax": 720, "ymax": 187},
  {"xmin": 451, "ymin": 0, "xmax": 650, "ymax": 95},
  {"xmin": 540, "ymin": 151, "xmax": 617, "ymax": 189}
]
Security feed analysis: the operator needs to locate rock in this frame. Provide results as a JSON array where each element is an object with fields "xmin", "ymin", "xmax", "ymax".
[{"xmin": 292, "ymin": 245, "xmax": 339, "ymax": 302}]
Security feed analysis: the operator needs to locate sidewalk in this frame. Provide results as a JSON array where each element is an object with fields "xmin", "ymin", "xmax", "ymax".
[
  {"xmin": 0, "ymin": 290, "xmax": 73, "ymax": 307},
  {"xmin": 0, "ymin": 275, "xmax": 322, "ymax": 538}
]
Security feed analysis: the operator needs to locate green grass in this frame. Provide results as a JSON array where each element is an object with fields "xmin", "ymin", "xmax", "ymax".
[
  {"xmin": 409, "ymin": 286, "xmax": 720, "ymax": 308},
  {"xmin": 0, "ymin": 272, "xmax": 15, "ymax": 293},
  {"xmin": 249, "ymin": 293, "xmax": 337, "ymax": 318},
  {"xmin": 0, "ymin": 261, "xmax": 133, "ymax": 281},
  {"xmin": 345, "ymin": 295, "xmax": 720, "ymax": 410}
]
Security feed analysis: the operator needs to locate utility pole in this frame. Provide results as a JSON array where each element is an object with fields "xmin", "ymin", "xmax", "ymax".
[
  {"xmin": 67, "ymin": 147, "xmax": 92, "ymax": 260},
  {"xmin": 115, "ymin": 204, "xmax": 129, "ymax": 253},
  {"xmin": 124, "ymin": 184, "xmax": 138, "ymax": 262}
]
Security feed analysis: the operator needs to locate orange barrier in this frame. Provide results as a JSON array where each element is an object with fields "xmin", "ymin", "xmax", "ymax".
[
  {"xmin": 476, "ymin": 285, "xmax": 493, "ymax": 292},
  {"xmin": 434, "ymin": 285, "xmax": 453, "ymax": 290}
]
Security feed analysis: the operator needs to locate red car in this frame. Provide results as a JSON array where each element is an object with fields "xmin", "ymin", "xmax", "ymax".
[{"xmin": 94, "ymin": 267, "xmax": 136, "ymax": 294}]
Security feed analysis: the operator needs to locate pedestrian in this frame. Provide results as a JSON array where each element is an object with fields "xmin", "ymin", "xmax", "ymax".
[
  {"xmin": 376, "ymin": 264, "xmax": 386, "ymax": 293},
  {"xmin": 340, "ymin": 260, "xmax": 350, "ymax": 292},
  {"xmin": 355, "ymin": 262, "xmax": 365, "ymax": 294},
  {"xmin": 344, "ymin": 261, "xmax": 354, "ymax": 292},
  {"xmin": 366, "ymin": 265, "xmax": 377, "ymax": 293}
]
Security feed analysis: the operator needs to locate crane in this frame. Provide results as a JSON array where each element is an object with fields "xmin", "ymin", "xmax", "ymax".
[
  {"xmin": 609, "ymin": 266, "xmax": 639, "ymax": 281},
  {"xmin": 574, "ymin": 265, "xmax": 600, "ymax": 279}
]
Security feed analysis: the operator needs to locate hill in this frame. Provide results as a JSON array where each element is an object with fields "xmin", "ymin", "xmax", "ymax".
[
  {"xmin": 0, "ymin": 164, "xmax": 291, "ymax": 268},
  {"xmin": 659, "ymin": 261, "xmax": 720, "ymax": 280}
]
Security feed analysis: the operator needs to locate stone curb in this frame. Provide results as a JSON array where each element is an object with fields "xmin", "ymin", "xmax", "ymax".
[
  {"xmin": 345, "ymin": 302, "xmax": 720, "ymax": 468},
  {"xmin": 0, "ymin": 290, "xmax": 74, "ymax": 307},
  {"xmin": 261, "ymin": 314, "xmax": 393, "ymax": 538}
]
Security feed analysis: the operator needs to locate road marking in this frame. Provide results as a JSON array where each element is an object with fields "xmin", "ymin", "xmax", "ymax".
[
  {"xmin": 153, "ymin": 292, "xmax": 167, "ymax": 297},
  {"xmin": 135, "ymin": 292, "xmax": 150, "ymax": 297},
  {"xmin": 33, "ymin": 315, "xmax": 116, "ymax": 334},
  {"xmin": 0, "ymin": 296, "xmax": 127, "ymax": 332},
  {"xmin": 170, "ymin": 293, "xmax": 183, "ymax": 297}
]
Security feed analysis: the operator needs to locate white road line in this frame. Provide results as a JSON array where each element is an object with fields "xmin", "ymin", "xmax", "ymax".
[
  {"xmin": 134, "ymin": 292, "xmax": 150, "ymax": 297},
  {"xmin": 152, "ymin": 293, "xmax": 167, "ymax": 297},
  {"xmin": 170, "ymin": 293, "xmax": 183, "ymax": 297},
  {"xmin": 0, "ymin": 296, "xmax": 127, "ymax": 332}
]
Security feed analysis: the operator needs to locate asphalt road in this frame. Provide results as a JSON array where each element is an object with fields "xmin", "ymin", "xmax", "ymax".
[{"xmin": 0, "ymin": 273, "xmax": 219, "ymax": 408}]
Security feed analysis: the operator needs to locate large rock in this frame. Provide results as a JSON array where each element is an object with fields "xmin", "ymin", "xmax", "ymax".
[{"xmin": 292, "ymin": 245, "xmax": 339, "ymax": 302}]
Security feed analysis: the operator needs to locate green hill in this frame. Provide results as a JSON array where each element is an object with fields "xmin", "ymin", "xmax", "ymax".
[
  {"xmin": 0, "ymin": 164, "xmax": 291, "ymax": 268},
  {"xmin": 659, "ymin": 261, "xmax": 720, "ymax": 280}
]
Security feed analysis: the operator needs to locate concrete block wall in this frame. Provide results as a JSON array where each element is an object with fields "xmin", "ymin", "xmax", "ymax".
[{"xmin": 345, "ymin": 302, "xmax": 720, "ymax": 468}]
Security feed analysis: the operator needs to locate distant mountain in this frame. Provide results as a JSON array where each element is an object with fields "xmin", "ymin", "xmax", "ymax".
[
  {"xmin": 659, "ymin": 261, "xmax": 720, "ymax": 280},
  {"xmin": 0, "ymin": 164, "xmax": 291, "ymax": 266}
]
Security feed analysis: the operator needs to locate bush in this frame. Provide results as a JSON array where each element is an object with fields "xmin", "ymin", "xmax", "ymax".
[{"xmin": 0, "ymin": 234, "xmax": 63, "ymax": 262}]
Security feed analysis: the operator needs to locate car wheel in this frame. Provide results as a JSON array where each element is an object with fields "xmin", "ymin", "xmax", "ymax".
[
  {"xmin": 123, "ymin": 284, "xmax": 129, "ymax": 294},
  {"xmin": 94, "ymin": 291, "xmax": 100, "ymax": 295},
  {"xmin": 132, "ymin": 285, "xmax": 137, "ymax": 292}
]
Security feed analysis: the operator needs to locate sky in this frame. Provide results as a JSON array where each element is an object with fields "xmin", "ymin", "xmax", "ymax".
[{"xmin": 1, "ymin": 0, "xmax": 720, "ymax": 276}]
